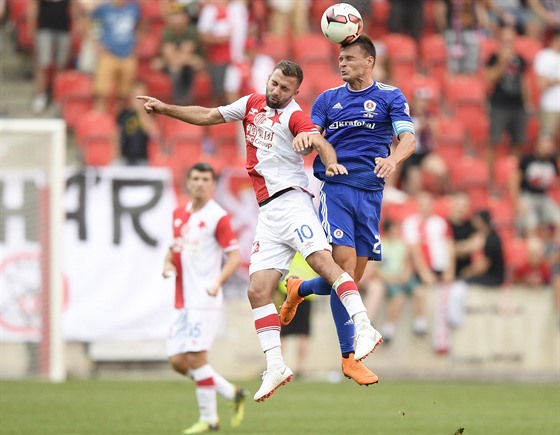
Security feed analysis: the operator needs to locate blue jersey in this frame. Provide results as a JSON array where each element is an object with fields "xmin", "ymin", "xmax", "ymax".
[{"xmin": 311, "ymin": 81, "xmax": 415, "ymax": 191}]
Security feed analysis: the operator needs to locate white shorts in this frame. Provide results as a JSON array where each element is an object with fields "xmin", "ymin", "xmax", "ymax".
[
  {"xmin": 166, "ymin": 308, "xmax": 221, "ymax": 356},
  {"xmin": 249, "ymin": 189, "xmax": 331, "ymax": 279}
]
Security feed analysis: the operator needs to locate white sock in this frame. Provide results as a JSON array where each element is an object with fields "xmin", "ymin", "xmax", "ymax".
[
  {"xmin": 265, "ymin": 346, "xmax": 284, "ymax": 370},
  {"xmin": 190, "ymin": 365, "xmax": 218, "ymax": 425},
  {"xmin": 211, "ymin": 368, "xmax": 235, "ymax": 401},
  {"xmin": 333, "ymin": 273, "xmax": 368, "ymax": 319}
]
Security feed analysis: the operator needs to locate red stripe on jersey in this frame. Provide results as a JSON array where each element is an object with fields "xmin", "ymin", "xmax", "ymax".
[
  {"xmin": 288, "ymin": 109, "xmax": 319, "ymax": 136},
  {"xmin": 255, "ymin": 313, "xmax": 280, "ymax": 333},
  {"xmin": 336, "ymin": 281, "xmax": 359, "ymax": 300},
  {"xmin": 196, "ymin": 377, "xmax": 215, "ymax": 387},
  {"xmin": 215, "ymin": 214, "xmax": 238, "ymax": 249},
  {"xmin": 244, "ymin": 94, "xmax": 269, "ymax": 201},
  {"xmin": 172, "ymin": 205, "xmax": 191, "ymax": 309}
]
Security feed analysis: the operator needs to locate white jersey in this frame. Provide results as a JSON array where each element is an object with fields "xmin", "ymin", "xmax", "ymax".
[
  {"xmin": 218, "ymin": 94, "xmax": 320, "ymax": 205},
  {"xmin": 170, "ymin": 199, "xmax": 238, "ymax": 310}
]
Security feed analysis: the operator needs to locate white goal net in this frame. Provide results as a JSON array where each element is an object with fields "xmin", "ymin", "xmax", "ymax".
[{"xmin": 0, "ymin": 119, "xmax": 66, "ymax": 382}]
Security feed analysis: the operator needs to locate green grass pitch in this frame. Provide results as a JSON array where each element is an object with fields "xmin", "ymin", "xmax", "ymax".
[{"xmin": 1, "ymin": 378, "xmax": 558, "ymax": 434}]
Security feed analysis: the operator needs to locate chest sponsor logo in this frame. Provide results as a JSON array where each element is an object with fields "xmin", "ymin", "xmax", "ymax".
[
  {"xmin": 246, "ymin": 123, "xmax": 275, "ymax": 150},
  {"xmin": 328, "ymin": 120, "xmax": 376, "ymax": 130}
]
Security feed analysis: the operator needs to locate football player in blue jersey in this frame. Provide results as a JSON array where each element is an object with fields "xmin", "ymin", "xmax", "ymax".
[{"xmin": 280, "ymin": 33, "xmax": 416, "ymax": 385}]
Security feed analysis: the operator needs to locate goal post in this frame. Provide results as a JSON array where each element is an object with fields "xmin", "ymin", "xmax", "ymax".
[{"xmin": 0, "ymin": 119, "xmax": 66, "ymax": 382}]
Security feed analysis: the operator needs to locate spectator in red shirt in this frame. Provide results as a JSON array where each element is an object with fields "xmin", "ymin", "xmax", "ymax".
[{"xmin": 513, "ymin": 235, "xmax": 552, "ymax": 287}]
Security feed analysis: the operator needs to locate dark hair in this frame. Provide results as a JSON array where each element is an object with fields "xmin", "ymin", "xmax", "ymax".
[
  {"xmin": 187, "ymin": 162, "xmax": 216, "ymax": 180},
  {"xmin": 273, "ymin": 60, "xmax": 304, "ymax": 85},
  {"xmin": 474, "ymin": 209, "xmax": 493, "ymax": 228},
  {"xmin": 342, "ymin": 33, "xmax": 376, "ymax": 60}
]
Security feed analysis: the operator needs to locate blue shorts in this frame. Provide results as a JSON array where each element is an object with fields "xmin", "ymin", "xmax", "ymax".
[{"xmin": 318, "ymin": 182, "xmax": 383, "ymax": 261}]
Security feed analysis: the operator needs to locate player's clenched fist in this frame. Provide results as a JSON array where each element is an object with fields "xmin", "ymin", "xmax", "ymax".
[{"xmin": 136, "ymin": 95, "xmax": 165, "ymax": 115}]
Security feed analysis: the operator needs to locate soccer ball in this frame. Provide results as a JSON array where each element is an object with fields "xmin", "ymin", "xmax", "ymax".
[{"xmin": 320, "ymin": 3, "xmax": 363, "ymax": 45}]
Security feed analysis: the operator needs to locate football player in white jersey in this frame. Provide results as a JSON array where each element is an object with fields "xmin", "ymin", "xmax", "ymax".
[
  {"xmin": 162, "ymin": 163, "xmax": 246, "ymax": 434},
  {"xmin": 138, "ymin": 60, "xmax": 382, "ymax": 404}
]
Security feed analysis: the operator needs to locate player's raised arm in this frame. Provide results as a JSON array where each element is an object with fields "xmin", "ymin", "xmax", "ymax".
[{"xmin": 136, "ymin": 95, "xmax": 226, "ymax": 126}]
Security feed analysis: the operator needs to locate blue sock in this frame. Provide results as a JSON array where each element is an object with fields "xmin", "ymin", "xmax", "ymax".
[
  {"xmin": 330, "ymin": 290, "xmax": 355, "ymax": 355},
  {"xmin": 298, "ymin": 276, "xmax": 331, "ymax": 297}
]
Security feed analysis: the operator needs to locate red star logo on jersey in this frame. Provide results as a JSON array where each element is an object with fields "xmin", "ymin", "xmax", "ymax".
[
  {"xmin": 267, "ymin": 110, "xmax": 282, "ymax": 126},
  {"xmin": 198, "ymin": 220, "xmax": 206, "ymax": 229}
]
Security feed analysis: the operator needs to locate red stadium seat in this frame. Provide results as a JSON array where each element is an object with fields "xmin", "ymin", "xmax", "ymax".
[
  {"xmin": 258, "ymin": 33, "xmax": 291, "ymax": 61},
  {"xmin": 191, "ymin": 71, "xmax": 212, "ymax": 105},
  {"xmin": 53, "ymin": 71, "xmax": 95, "ymax": 128},
  {"xmin": 502, "ymin": 237, "xmax": 528, "ymax": 273},
  {"xmin": 370, "ymin": 0, "xmax": 390, "ymax": 38},
  {"xmin": 444, "ymin": 75, "xmax": 488, "ymax": 136},
  {"xmin": 292, "ymin": 34, "xmax": 334, "ymax": 66},
  {"xmin": 74, "ymin": 111, "xmax": 117, "ymax": 166},
  {"xmin": 435, "ymin": 116, "xmax": 467, "ymax": 166},
  {"xmin": 420, "ymin": 34, "xmax": 447, "ymax": 87},
  {"xmin": 142, "ymin": 71, "xmax": 173, "ymax": 103},
  {"xmin": 479, "ymin": 37, "xmax": 498, "ymax": 66},
  {"xmin": 399, "ymin": 74, "xmax": 442, "ymax": 113},
  {"xmin": 382, "ymin": 33, "xmax": 418, "ymax": 83},
  {"xmin": 494, "ymin": 155, "xmax": 518, "ymax": 196},
  {"xmin": 139, "ymin": 0, "xmax": 165, "ymax": 34},
  {"xmin": 514, "ymin": 36, "xmax": 543, "ymax": 65},
  {"xmin": 449, "ymin": 156, "xmax": 490, "ymax": 209},
  {"xmin": 208, "ymin": 123, "xmax": 241, "ymax": 162}
]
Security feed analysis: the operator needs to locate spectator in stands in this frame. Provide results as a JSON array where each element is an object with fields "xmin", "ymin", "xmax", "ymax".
[
  {"xmin": 29, "ymin": 0, "xmax": 78, "ymax": 114},
  {"xmin": 533, "ymin": 29, "xmax": 560, "ymax": 138},
  {"xmin": 447, "ymin": 191, "xmax": 476, "ymax": 327},
  {"xmin": 389, "ymin": 0, "xmax": 424, "ymax": 40},
  {"xmin": 155, "ymin": 3, "xmax": 205, "ymax": 105},
  {"xmin": 527, "ymin": 0, "xmax": 560, "ymax": 38},
  {"xmin": 402, "ymin": 191, "xmax": 455, "ymax": 353},
  {"xmin": 460, "ymin": 210, "xmax": 505, "ymax": 287},
  {"xmin": 366, "ymin": 219, "xmax": 424, "ymax": 343},
  {"xmin": 511, "ymin": 132, "xmax": 560, "ymax": 237},
  {"xmin": 267, "ymin": 0, "xmax": 310, "ymax": 37},
  {"xmin": 197, "ymin": 0, "xmax": 233, "ymax": 106},
  {"xmin": 400, "ymin": 87, "xmax": 449, "ymax": 196},
  {"xmin": 513, "ymin": 235, "xmax": 551, "ymax": 287},
  {"xmin": 75, "ymin": 0, "xmax": 104, "ymax": 75},
  {"xmin": 224, "ymin": 0, "xmax": 250, "ymax": 103},
  {"xmin": 403, "ymin": 191, "xmax": 455, "ymax": 288},
  {"xmin": 435, "ymin": 0, "xmax": 489, "ymax": 75},
  {"xmin": 484, "ymin": 0, "xmax": 532, "ymax": 36},
  {"xmin": 116, "ymin": 81, "xmax": 159, "ymax": 165},
  {"xmin": 91, "ymin": 0, "xmax": 141, "ymax": 113},
  {"xmin": 484, "ymin": 24, "xmax": 530, "ymax": 187}
]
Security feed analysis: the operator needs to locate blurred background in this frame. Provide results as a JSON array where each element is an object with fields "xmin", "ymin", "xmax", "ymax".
[{"xmin": 0, "ymin": 0, "xmax": 558, "ymax": 384}]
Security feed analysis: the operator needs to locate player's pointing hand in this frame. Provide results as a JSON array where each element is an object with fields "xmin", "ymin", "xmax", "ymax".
[{"xmin": 136, "ymin": 95, "xmax": 165, "ymax": 115}]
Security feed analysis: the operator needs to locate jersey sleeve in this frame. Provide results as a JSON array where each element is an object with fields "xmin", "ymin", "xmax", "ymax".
[
  {"xmin": 310, "ymin": 92, "xmax": 329, "ymax": 130},
  {"xmin": 390, "ymin": 90, "xmax": 415, "ymax": 137},
  {"xmin": 215, "ymin": 214, "xmax": 239, "ymax": 252},
  {"xmin": 288, "ymin": 110, "xmax": 320, "ymax": 136},
  {"xmin": 196, "ymin": 5, "xmax": 215, "ymax": 34},
  {"xmin": 218, "ymin": 95, "xmax": 250, "ymax": 123}
]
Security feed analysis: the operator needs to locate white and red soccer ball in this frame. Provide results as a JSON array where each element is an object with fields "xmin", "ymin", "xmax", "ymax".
[{"xmin": 320, "ymin": 3, "xmax": 363, "ymax": 45}]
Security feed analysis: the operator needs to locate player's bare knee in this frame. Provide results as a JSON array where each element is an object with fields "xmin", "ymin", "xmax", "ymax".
[{"xmin": 169, "ymin": 355, "xmax": 189, "ymax": 375}]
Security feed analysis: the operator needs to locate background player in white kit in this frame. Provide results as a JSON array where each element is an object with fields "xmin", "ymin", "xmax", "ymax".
[
  {"xmin": 139, "ymin": 60, "xmax": 382, "ymax": 404},
  {"xmin": 162, "ymin": 163, "xmax": 246, "ymax": 434}
]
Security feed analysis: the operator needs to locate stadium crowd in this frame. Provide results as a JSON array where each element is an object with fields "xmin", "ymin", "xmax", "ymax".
[{"xmin": 3, "ymin": 0, "xmax": 559, "ymax": 346}]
